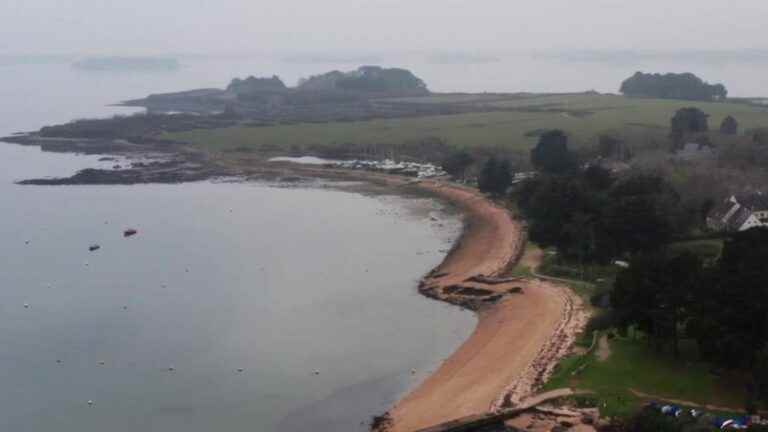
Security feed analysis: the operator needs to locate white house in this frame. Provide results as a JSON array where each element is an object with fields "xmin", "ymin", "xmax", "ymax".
[{"xmin": 707, "ymin": 193, "xmax": 768, "ymax": 232}]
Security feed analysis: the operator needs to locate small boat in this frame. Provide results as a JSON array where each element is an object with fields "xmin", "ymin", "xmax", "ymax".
[
  {"xmin": 123, "ymin": 229, "xmax": 138, "ymax": 238},
  {"xmin": 89, "ymin": 244, "xmax": 101, "ymax": 252}
]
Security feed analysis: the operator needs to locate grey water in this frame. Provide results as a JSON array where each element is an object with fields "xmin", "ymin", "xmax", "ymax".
[{"xmin": 0, "ymin": 60, "xmax": 478, "ymax": 431}]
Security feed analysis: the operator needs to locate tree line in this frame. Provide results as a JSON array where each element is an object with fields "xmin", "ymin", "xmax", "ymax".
[
  {"xmin": 620, "ymin": 72, "xmax": 727, "ymax": 101},
  {"xmin": 612, "ymin": 228, "xmax": 768, "ymax": 411}
]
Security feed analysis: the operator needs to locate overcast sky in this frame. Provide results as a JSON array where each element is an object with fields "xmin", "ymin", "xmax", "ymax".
[{"xmin": 2, "ymin": 0, "xmax": 767, "ymax": 55}]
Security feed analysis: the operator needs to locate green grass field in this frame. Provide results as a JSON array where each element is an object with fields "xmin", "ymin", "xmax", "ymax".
[
  {"xmin": 166, "ymin": 94, "xmax": 768, "ymax": 157},
  {"xmin": 546, "ymin": 336, "xmax": 746, "ymax": 418},
  {"xmin": 668, "ymin": 239, "xmax": 725, "ymax": 262}
]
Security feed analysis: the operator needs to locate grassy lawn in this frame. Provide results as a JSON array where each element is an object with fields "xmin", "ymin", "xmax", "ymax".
[
  {"xmin": 545, "ymin": 336, "xmax": 747, "ymax": 418},
  {"xmin": 668, "ymin": 239, "xmax": 724, "ymax": 261},
  {"xmin": 164, "ymin": 94, "xmax": 768, "ymax": 157}
]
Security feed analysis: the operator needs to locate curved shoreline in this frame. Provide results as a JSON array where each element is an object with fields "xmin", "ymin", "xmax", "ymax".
[
  {"xmin": 275, "ymin": 165, "xmax": 587, "ymax": 432},
  {"xmin": 8, "ymin": 147, "xmax": 584, "ymax": 432},
  {"xmin": 381, "ymin": 180, "xmax": 585, "ymax": 432},
  {"xmin": 209, "ymin": 162, "xmax": 587, "ymax": 432}
]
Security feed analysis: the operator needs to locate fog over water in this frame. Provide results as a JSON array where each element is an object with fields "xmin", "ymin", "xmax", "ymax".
[{"xmin": 3, "ymin": 0, "xmax": 768, "ymax": 54}]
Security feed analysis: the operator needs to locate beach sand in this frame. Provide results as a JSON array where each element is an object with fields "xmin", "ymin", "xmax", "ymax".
[
  {"xmin": 224, "ymin": 161, "xmax": 586, "ymax": 432},
  {"xmin": 381, "ymin": 180, "xmax": 585, "ymax": 432}
]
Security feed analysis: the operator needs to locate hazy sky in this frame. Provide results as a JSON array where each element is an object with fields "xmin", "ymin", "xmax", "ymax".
[{"xmin": 2, "ymin": 0, "xmax": 767, "ymax": 55}]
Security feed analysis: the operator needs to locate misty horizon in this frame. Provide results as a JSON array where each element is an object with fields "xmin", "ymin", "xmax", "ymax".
[{"xmin": 4, "ymin": 0, "xmax": 768, "ymax": 56}]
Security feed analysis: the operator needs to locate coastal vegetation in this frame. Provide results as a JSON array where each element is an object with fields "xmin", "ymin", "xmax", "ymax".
[
  {"xmin": 165, "ymin": 93, "xmax": 768, "ymax": 173},
  {"xmin": 298, "ymin": 66, "xmax": 429, "ymax": 95},
  {"xmin": 515, "ymin": 124, "xmax": 768, "ymax": 423},
  {"xmin": 620, "ymin": 72, "xmax": 728, "ymax": 101},
  {"xmin": 227, "ymin": 75, "xmax": 287, "ymax": 94}
]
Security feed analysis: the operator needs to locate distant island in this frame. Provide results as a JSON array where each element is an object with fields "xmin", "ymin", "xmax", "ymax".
[
  {"xmin": 73, "ymin": 56, "xmax": 180, "ymax": 72},
  {"xmin": 297, "ymin": 66, "xmax": 428, "ymax": 94},
  {"xmin": 620, "ymin": 71, "xmax": 727, "ymax": 101},
  {"xmin": 118, "ymin": 65, "xmax": 439, "ymax": 122}
]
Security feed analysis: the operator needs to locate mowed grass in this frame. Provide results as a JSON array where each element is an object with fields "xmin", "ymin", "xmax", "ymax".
[
  {"xmin": 545, "ymin": 336, "xmax": 746, "ymax": 418},
  {"xmin": 165, "ymin": 94, "xmax": 768, "ymax": 156},
  {"xmin": 668, "ymin": 239, "xmax": 724, "ymax": 261}
]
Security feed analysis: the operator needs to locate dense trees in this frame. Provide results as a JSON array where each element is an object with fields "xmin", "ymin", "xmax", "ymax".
[
  {"xmin": 620, "ymin": 72, "xmax": 728, "ymax": 101},
  {"xmin": 298, "ymin": 66, "xmax": 428, "ymax": 94},
  {"xmin": 530, "ymin": 130, "xmax": 578, "ymax": 174},
  {"xmin": 597, "ymin": 135, "xmax": 628, "ymax": 160},
  {"xmin": 612, "ymin": 252, "xmax": 702, "ymax": 357},
  {"xmin": 720, "ymin": 115, "xmax": 739, "ymax": 135},
  {"xmin": 670, "ymin": 107, "xmax": 710, "ymax": 147},
  {"xmin": 603, "ymin": 174, "xmax": 682, "ymax": 254},
  {"xmin": 227, "ymin": 75, "xmax": 287, "ymax": 94},
  {"xmin": 517, "ymin": 169, "xmax": 685, "ymax": 263},
  {"xmin": 441, "ymin": 150, "xmax": 474, "ymax": 181},
  {"xmin": 612, "ymin": 228, "xmax": 768, "ymax": 405},
  {"xmin": 478, "ymin": 157, "xmax": 512, "ymax": 195}
]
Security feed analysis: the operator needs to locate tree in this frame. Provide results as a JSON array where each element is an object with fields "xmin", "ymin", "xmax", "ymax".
[
  {"xmin": 441, "ymin": 150, "xmax": 474, "ymax": 181},
  {"xmin": 603, "ymin": 173, "xmax": 681, "ymax": 254},
  {"xmin": 612, "ymin": 251, "xmax": 702, "ymax": 357},
  {"xmin": 620, "ymin": 71, "xmax": 728, "ymax": 101},
  {"xmin": 531, "ymin": 130, "xmax": 577, "ymax": 174},
  {"xmin": 597, "ymin": 135, "xmax": 625, "ymax": 160},
  {"xmin": 693, "ymin": 228, "xmax": 768, "ymax": 369},
  {"xmin": 478, "ymin": 157, "xmax": 512, "ymax": 195},
  {"xmin": 583, "ymin": 165, "xmax": 615, "ymax": 191},
  {"xmin": 660, "ymin": 252, "xmax": 702, "ymax": 358},
  {"xmin": 720, "ymin": 115, "xmax": 739, "ymax": 135},
  {"xmin": 670, "ymin": 107, "xmax": 709, "ymax": 148},
  {"xmin": 227, "ymin": 75, "xmax": 287, "ymax": 94},
  {"xmin": 298, "ymin": 66, "xmax": 428, "ymax": 95}
]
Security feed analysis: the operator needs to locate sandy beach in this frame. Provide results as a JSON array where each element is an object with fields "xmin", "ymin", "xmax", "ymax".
[
  {"xmin": 243, "ymin": 164, "xmax": 587, "ymax": 432},
  {"xmin": 13, "ymin": 149, "xmax": 585, "ymax": 432},
  {"xmin": 376, "ymin": 179, "xmax": 586, "ymax": 432}
]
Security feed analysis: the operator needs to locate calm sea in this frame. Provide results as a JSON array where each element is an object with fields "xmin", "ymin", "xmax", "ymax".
[{"xmin": 0, "ymin": 59, "xmax": 476, "ymax": 431}]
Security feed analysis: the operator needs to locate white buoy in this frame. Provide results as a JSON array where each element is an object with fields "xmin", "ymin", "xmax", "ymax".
[{"xmin": 87, "ymin": 400, "xmax": 93, "ymax": 406}]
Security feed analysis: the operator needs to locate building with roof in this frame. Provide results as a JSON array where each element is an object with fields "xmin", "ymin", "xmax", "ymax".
[{"xmin": 707, "ymin": 193, "xmax": 768, "ymax": 232}]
